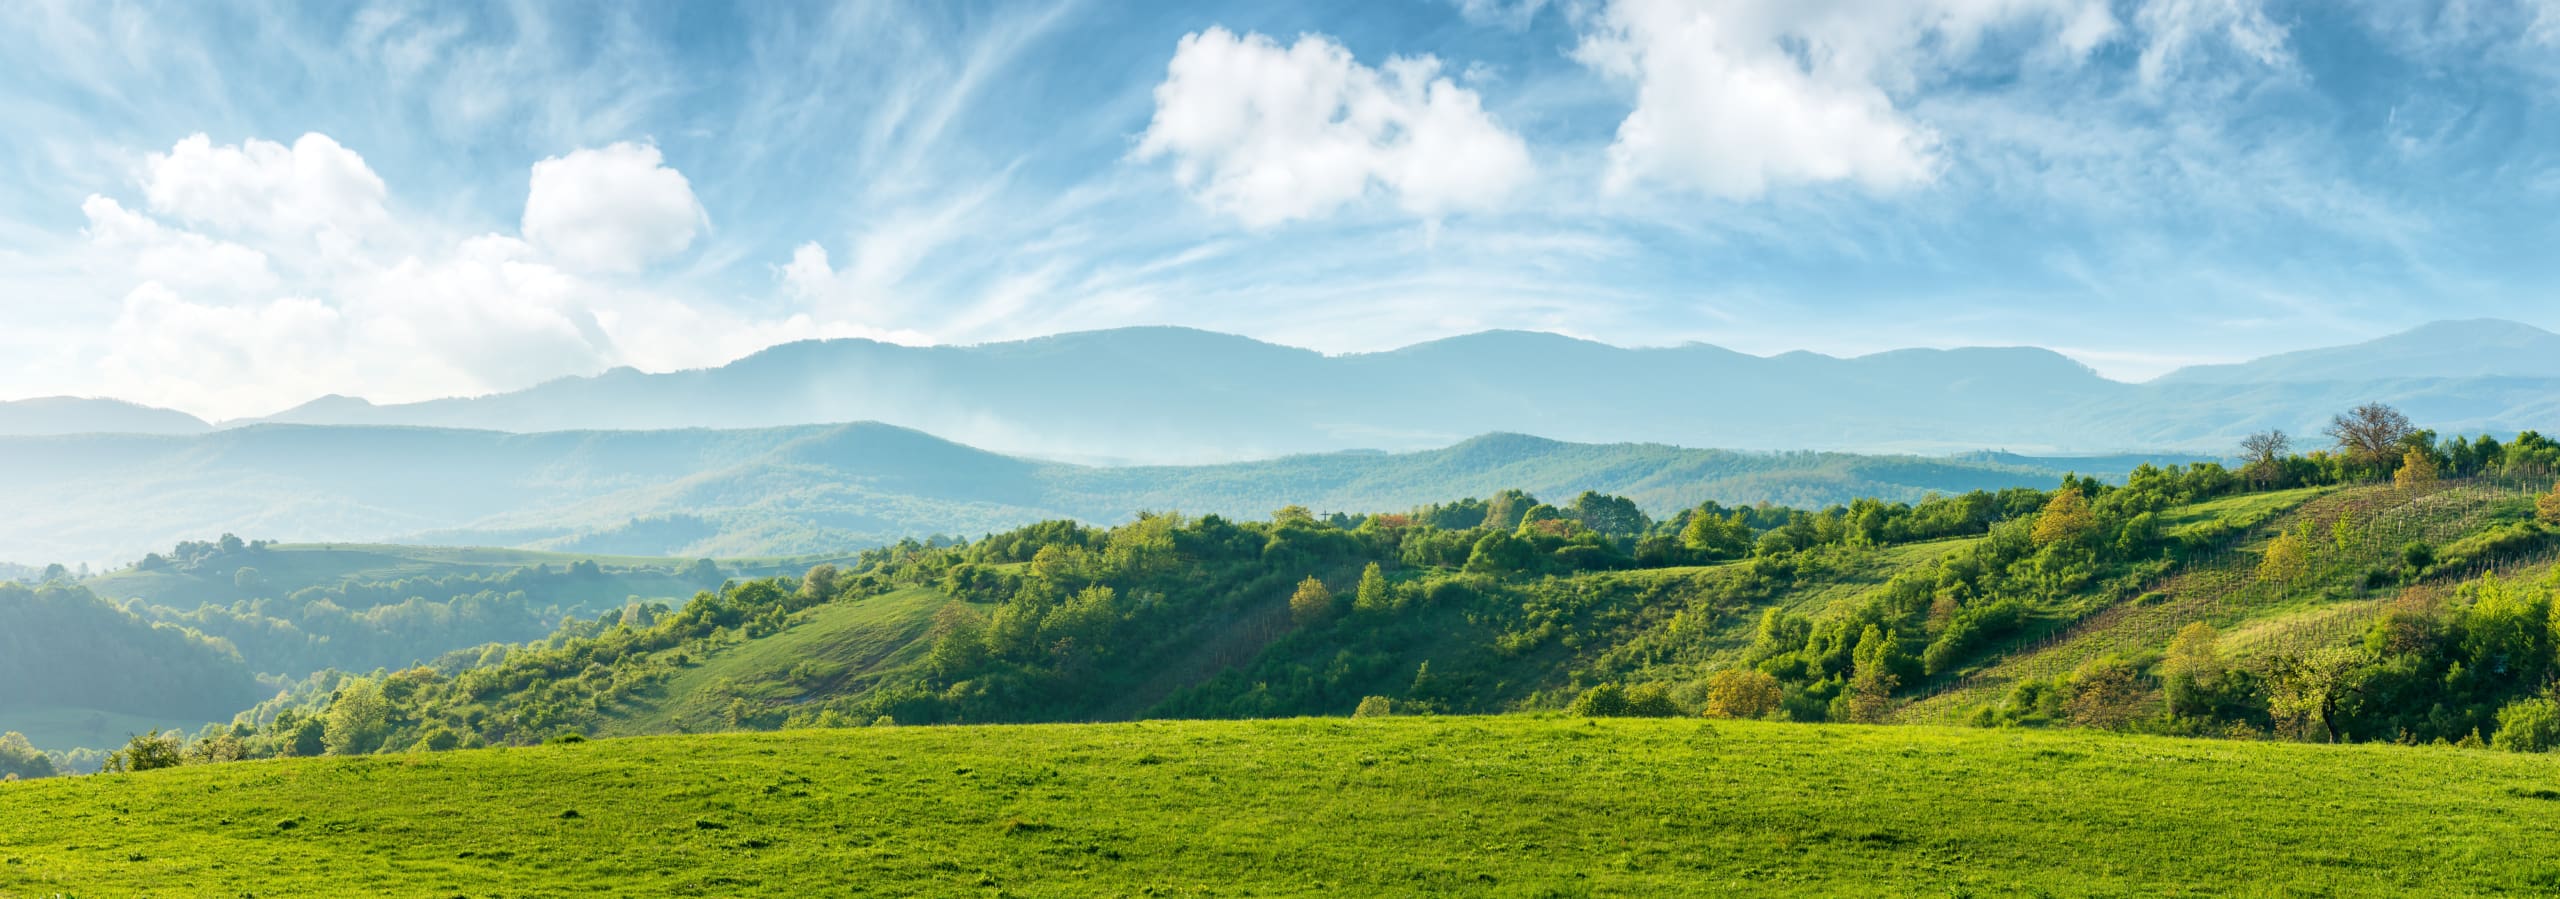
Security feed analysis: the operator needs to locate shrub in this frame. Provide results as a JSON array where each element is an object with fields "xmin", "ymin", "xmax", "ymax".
[
  {"xmin": 1566, "ymin": 683, "xmax": 1628, "ymax": 717},
  {"xmin": 1703, "ymin": 669, "xmax": 1783, "ymax": 720},
  {"xmin": 1352, "ymin": 696, "xmax": 1395, "ymax": 718},
  {"xmin": 2494, "ymin": 698, "xmax": 2560, "ymax": 753}
]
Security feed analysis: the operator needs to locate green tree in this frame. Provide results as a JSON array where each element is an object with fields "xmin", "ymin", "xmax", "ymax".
[
  {"xmin": 2160, "ymin": 622, "xmax": 2225, "ymax": 718},
  {"xmin": 2268, "ymin": 647, "xmax": 2365, "ymax": 743},
  {"xmin": 323, "ymin": 677, "xmax": 390, "ymax": 756},
  {"xmin": 1352, "ymin": 563, "xmax": 1392, "ymax": 614},
  {"xmin": 104, "ymin": 730, "xmax": 184, "ymax": 773},
  {"xmin": 1464, "ymin": 531, "xmax": 1535, "ymax": 574},
  {"xmin": 0, "ymin": 732, "xmax": 55, "ymax": 779},
  {"xmin": 2493, "ymin": 698, "xmax": 2560, "ymax": 753},
  {"xmin": 1567, "ymin": 492, "xmax": 1651, "ymax": 542},
  {"xmin": 1680, "ymin": 511, "xmax": 1752, "ymax": 559},
  {"xmin": 1290, "ymin": 576, "xmax": 1335, "ymax": 626},
  {"xmin": 1352, "ymin": 696, "xmax": 1395, "ymax": 718}
]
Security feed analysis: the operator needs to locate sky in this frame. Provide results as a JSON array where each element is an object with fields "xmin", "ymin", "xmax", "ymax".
[{"xmin": 4, "ymin": 0, "xmax": 2560, "ymax": 420}]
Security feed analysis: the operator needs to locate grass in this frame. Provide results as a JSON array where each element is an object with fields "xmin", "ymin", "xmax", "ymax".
[
  {"xmin": 604, "ymin": 587, "xmax": 947, "ymax": 736},
  {"xmin": 7, "ymin": 716, "xmax": 2560, "ymax": 896}
]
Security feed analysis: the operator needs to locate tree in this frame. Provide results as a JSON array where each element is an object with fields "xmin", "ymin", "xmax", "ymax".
[
  {"xmin": 39, "ymin": 563, "xmax": 67, "ymax": 583},
  {"xmin": 0, "ymin": 732, "xmax": 54, "ymax": 780},
  {"xmin": 2267, "ymin": 647, "xmax": 2366, "ymax": 743},
  {"xmin": 1271, "ymin": 505, "xmax": 1319, "ymax": 528},
  {"xmin": 1567, "ymin": 492, "xmax": 1651, "ymax": 543},
  {"xmin": 323, "ymin": 677, "xmax": 390, "ymax": 756},
  {"xmin": 2392, "ymin": 448, "xmax": 2439, "ymax": 490},
  {"xmin": 2258, "ymin": 530, "xmax": 2311, "ymax": 585},
  {"xmin": 1680, "ymin": 511, "xmax": 1751, "ymax": 559},
  {"xmin": 2065, "ymin": 659, "xmax": 2149, "ymax": 730},
  {"xmin": 1353, "ymin": 696, "xmax": 1395, "ymax": 718},
  {"xmin": 1352, "ymin": 563, "xmax": 1392, "ymax": 614},
  {"xmin": 104, "ymin": 730, "xmax": 184, "ymax": 773},
  {"xmin": 2031, "ymin": 487, "xmax": 2098, "ymax": 549},
  {"xmin": 1704, "ymin": 669, "xmax": 1783, "ymax": 720},
  {"xmin": 1464, "ymin": 531, "xmax": 1535, "ymax": 574},
  {"xmin": 2240, "ymin": 430, "xmax": 2292, "ymax": 486},
  {"xmin": 2326, "ymin": 403, "xmax": 2416, "ymax": 468},
  {"xmin": 2538, "ymin": 483, "xmax": 2560, "ymax": 527},
  {"xmin": 2493, "ymin": 698, "xmax": 2560, "ymax": 753},
  {"xmin": 1289, "ymin": 575, "xmax": 1334, "ymax": 626},
  {"xmin": 232, "ymin": 567, "xmax": 265, "ymax": 591},
  {"xmin": 2160, "ymin": 622, "xmax": 2225, "ymax": 717}
]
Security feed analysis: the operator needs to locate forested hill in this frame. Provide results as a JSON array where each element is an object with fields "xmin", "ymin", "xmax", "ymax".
[
  {"xmin": 0, "ymin": 424, "xmax": 2191, "ymax": 565},
  {"xmin": 115, "ymin": 430, "xmax": 2560, "ymax": 772},
  {"xmin": 227, "ymin": 319, "xmax": 2560, "ymax": 463}
]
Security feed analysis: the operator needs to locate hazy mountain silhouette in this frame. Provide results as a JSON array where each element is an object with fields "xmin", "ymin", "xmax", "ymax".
[
  {"xmin": 0, "ymin": 422, "xmax": 2191, "ymax": 566},
  {"xmin": 232, "ymin": 320, "xmax": 2560, "ymax": 462},
  {"xmin": 2155, "ymin": 319, "xmax": 2560, "ymax": 384},
  {"xmin": 0, "ymin": 397, "xmax": 210, "ymax": 436}
]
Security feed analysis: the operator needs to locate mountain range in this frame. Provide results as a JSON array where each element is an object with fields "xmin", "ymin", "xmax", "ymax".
[
  {"xmin": 0, "ymin": 423, "xmax": 2194, "ymax": 566},
  {"xmin": 7, "ymin": 319, "xmax": 2552, "ymax": 463}
]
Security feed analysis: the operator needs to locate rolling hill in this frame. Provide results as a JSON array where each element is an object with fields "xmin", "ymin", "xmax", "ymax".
[
  {"xmin": 9, "ymin": 717, "xmax": 2560, "ymax": 896},
  {"xmin": 0, "ymin": 423, "xmax": 2185, "ymax": 566}
]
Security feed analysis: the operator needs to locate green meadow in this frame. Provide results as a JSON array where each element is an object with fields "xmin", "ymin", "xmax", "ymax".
[{"xmin": 8, "ymin": 716, "xmax": 2560, "ymax": 897}]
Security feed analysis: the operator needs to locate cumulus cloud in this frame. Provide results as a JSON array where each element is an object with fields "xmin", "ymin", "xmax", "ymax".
[
  {"xmin": 1137, "ymin": 27, "xmax": 1533, "ymax": 226},
  {"xmin": 142, "ymin": 133, "xmax": 389, "ymax": 245},
  {"xmin": 1571, "ymin": 0, "xmax": 2118, "ymax": 198},
  {"xmin": 81, "ymin": 196, "xmax": 277, "ymax": 292},
  {"xmin": 521, "ymin": 142, "xmax": 708, "ymax": 273},
  {"xmin": 60, "ymin": 132, "xmax": 805, "ymax": 420}
]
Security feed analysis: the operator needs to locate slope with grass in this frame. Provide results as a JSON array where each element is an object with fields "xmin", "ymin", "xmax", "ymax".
[
  {"xmin": 9, "ymin": 716, "xmax": 2560, "ymax": 897},
  {"xmin": 1901, "ymin": 479, "xmax": 2559, "ymax": 724},
  {"xmin": 601, "ymin": 587, "xmax": 948, "ymax": 737}
]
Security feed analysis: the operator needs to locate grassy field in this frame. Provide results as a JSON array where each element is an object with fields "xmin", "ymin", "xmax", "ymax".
[
  {"xmin": 8, "ymin": 716, "xmax": 2560, "ymax": 897},
  {"xmin": 602, "ymin": 587, "xmax": 947, "ymax": 736}
]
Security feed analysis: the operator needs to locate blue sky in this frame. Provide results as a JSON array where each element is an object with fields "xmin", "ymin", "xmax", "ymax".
[{"xmin": 4, "ymin": 0, "xmax": 2559, "ymax": 419}]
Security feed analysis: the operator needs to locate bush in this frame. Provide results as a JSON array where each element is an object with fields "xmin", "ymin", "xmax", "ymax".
[
  {"xmin": 1566, "ymin": 683, "xmax": 1628, "ymax": 717},
  {"xmin": 1567, "ymin": 683, "xmax": 1680, "ymax": 718},
  {"xmin": 1703, "ymin": 669, "xmax": 1783, "ymax": 720},
  {"xmin": 2493, "ymin": 698, "xmax": 2560, "ymax": 753},
  {"xmin": 1353, "ymin": 696, "xmax": 1395, "ymax": 718}
]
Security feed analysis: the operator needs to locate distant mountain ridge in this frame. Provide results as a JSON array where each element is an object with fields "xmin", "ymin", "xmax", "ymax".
[
  {"xmin": 233, "ymin": 320, "xmax": 2560, "ymax": 462},
  {"xmin": 0, "ymin": 397, "xmax": 210, "ymax": 436},
  {"xmin": 0, "ymin": 422, "xmax": 2195, "ymax": 565},
  {"xmin": 8, "ymin": 320, "xmax": 2557, "ymax": 462}
]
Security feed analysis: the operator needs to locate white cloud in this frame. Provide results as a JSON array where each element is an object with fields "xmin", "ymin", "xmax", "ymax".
[
  {"xmin": 2133, "ymin": 0, "xmax": 2289, "ymax": 87},
  {"xmin": 1571, "ymin": 0, "xmax": 2118, "ymax": 199},
  {"xmin": 521, "ymin": 142, "xmax": 708, "ymax": 273},
  {"xmin": 1137, "ymin": 27, "xmax": 1534, "ymax": 226},
  {"xmin": 80, "ymin": 195, "xmax": 277, "ymax": 293},
  {"xmin": 142, "ymin": 133, "xmax": 390, "ymax": 244},
  {"xmin": 1452, "ymin": 0, "xmax": 1552, "ymax": 29}
]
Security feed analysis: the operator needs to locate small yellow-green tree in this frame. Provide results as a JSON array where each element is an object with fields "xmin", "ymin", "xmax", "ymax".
[
  {"xmin": 1703, "ymin": 669, "xmax": 1783, "ymax": 720},
  {"xmin": 1290, "ymin": 575, "xmax": 1334, "ymax": 626},
  {"xmin": 2393, "ymin": 448, "xmax": 2439, "ymax": 490},
  {"xmin": 2538, "ymin": 483, "xmax": 2560, "ymax": 527},
  {"xmin": 2032, "ymin": 487, "xmax": 2098, "ymax": 548},
  {"xmin": 2259, "ymin": 529, "xmax": 2311, "ymax": 585},
  {"xmin": 2160, "ymin": 622, "xmax": 2225, "ymax": 717}
]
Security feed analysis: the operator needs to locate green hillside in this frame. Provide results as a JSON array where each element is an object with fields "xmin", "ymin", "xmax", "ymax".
[{"xmin": 10, "ymin": 717, "xmax": 2560, "ymax": 896}]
